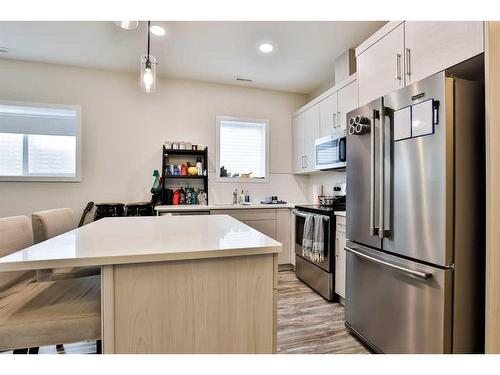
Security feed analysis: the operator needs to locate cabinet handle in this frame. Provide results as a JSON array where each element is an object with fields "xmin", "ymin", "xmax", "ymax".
[
  {"xmin": 304, "ymin": 155, "xmax": 308, "ymax": 168},
  {"xmin": 332, "ymin": 112, "xmax": 337, "ymax": 128},
  {"xmin": 395, "ymin": 53, "xmax": 402, "ymax": 81},
  {"xmin": 301, "ymin": 155, "xmax": 305, "ymax": 169},
  {"xmin": 405, "ymin": 48, "xmax": 411, "ymax": 81},
  {"xmin": 337, "ymin": 111, "xmax": 341, "ymax": 128}
]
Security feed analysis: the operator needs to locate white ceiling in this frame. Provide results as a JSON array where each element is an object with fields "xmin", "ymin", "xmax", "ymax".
[{"xmin": 0, "ymin": 21, "xmax": 386, "ymax": 94}]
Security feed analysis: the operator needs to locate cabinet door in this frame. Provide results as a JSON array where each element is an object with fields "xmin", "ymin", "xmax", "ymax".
[
  {"xmin": 319, "ymin": 92, "xmax": 338, "ymax": 136},
  {"xmin": 357, "ymin": 23, "xmax": 405, "ymax": 106},
  {"xmin": 292, "ymin": 113, "xmax": 305, "ymax": 174},
  {"xmin": 404, "ymin": 21, "xmax": 484, "ymax": 85},
  {"xmin": 335, "ymin": 231, "xmax": 346, "ymax": 299},
  {"xmin": 337, "ymin": 81, "xmax": 358, "ymax": 130},
  {"xmin": 243, "ymin": 219, "xmax": 277, "ymax": 239},
  {"xmin": 303, "ymin": 104, "xmax": 320, "ymax": 173},
  {"xmin": 276, "ymin": 209, "xmax": 292, "ymax": 265}
]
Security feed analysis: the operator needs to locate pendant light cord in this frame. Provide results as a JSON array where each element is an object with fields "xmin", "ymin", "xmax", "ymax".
[{"xmin": 146, "ymin": 20, "xmax": 151, "ymax": 67}]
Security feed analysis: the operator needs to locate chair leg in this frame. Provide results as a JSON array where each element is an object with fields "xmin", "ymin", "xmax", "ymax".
[
  {"xmin": 28, "ymin": 347, "xmax": 39, "ymax": 354},
  {"xmin": 96, "ymin": 340, "xmax": 102, "ymax": 354},
  {"xmin": 13, "ymin": 348, "xmax": 28, "ymax": 354}
]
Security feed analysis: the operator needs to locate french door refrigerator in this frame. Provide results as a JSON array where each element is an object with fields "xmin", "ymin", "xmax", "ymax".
[{"xmin": 345, "ymin": 71, "xmax": 485, "ymax": 353}]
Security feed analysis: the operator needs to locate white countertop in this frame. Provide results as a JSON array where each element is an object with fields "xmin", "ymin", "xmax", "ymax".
[
  {"xmin": 334, "ymin": 211, "xmax": 346, "ymax": 217},
  {"xmin": 0, "ymin": 215, "xmax": 281, "ymax": 272},
  {"xmin": 155, "ymin": 203, "xmax": 295, "ymax": 212}
]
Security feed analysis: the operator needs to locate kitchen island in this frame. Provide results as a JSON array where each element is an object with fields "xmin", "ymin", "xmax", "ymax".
[{"xmin": 0, "ymin": 215, "xmax": 282, "ymax": 354}]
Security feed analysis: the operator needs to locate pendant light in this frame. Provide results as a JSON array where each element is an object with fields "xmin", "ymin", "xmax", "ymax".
[{"xmin": 140, "ymin": 21, "xmax": 157, "ymax": 93}]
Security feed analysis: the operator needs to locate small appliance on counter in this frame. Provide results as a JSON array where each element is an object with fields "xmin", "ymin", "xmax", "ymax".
[{"xmin": 261, "ymin": 196, "xmax": 287, "ymax": 204}]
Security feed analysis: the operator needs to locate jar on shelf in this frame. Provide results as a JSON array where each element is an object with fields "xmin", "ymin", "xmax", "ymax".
[
  {"xmin": 185, "ymin": 142, "xmax": 192, "ymax": 150},
  {"xmin": 179, "ymin": 142, "xmax": 186, "ymax": 150},
  {"xmin": 164, "ymin": 141, "xmax": 172, "ymax": 149},
  {"xmin": 172, "ymin": 142, "xmax": 179, "ymax": 150}
]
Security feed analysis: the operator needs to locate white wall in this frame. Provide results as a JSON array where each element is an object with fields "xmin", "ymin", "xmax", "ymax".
[
  {"xmin": 307, "ymin": 171, "xmax": 346, "ymax": 203},
  {"xmin": 0, "ymin": 59, "xmax": 310, "ymax": 218}
]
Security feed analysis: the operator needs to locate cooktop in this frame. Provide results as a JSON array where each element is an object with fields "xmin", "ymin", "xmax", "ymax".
[{"xmin": 295, "ymin": 203, "xmax": 346, "ymax": 215}]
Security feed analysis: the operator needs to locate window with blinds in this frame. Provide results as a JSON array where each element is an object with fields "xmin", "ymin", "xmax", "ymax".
[
  {"xmin": 217, "ymin": 117, "xmax": 269, "ymax": 182},
  {"xmin": 0, "ymin": 102, "xmax": 81, "ymax": 181}
]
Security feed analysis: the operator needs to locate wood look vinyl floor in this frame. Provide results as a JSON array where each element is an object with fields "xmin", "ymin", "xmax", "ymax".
[
  {"xmin": 277, "ymin": 270, "xmax": 370, "ymax": 354},
  {"xmin": 2, "ymin": 270, "xmax": 369, "ymax": 354}
]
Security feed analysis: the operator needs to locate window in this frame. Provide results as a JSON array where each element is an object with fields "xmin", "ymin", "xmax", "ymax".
[
  {"xmin": 216, "ymin": 116, "xmax": 269, "ymax": 182},
  {"xmin": 0, "ymin": 101, "xmax": 81, "ymax": 181}
]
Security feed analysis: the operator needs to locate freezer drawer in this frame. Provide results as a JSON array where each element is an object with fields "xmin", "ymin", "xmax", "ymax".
[{"xmin": 345, "ymin": 241, "xmax": 453, "ymax": 353}]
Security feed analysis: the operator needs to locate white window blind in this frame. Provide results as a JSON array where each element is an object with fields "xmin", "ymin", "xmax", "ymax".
[
  {"xmin": 0, "ymin": 102, "xmax": 80, "ymax": 180},
  {"xmin": 218, "ymin": 118, "xmax": 268, "ymax": 180}
]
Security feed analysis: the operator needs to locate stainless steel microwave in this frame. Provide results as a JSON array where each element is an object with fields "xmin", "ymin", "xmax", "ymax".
[{"xmin": 315, "ymin": 130, "xmax": 347, "ymax": 170}]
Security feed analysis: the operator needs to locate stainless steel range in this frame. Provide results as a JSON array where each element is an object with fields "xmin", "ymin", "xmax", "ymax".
[
  {"xmin": 294, "ymin": 193, "xmax": 345, "ymax": 301},
  {"xmin": 345, "ymin": 70, "xmax": 485, "ymax": 353}
]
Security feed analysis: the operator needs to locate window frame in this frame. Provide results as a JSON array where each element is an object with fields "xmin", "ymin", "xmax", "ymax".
[
  {"xmin": 0, "ymin": 100, "xmax": 82, "ymax": 182},
  {"xmin": 215, "ymin": 115, "xmax": 270, "ymax": 183}
]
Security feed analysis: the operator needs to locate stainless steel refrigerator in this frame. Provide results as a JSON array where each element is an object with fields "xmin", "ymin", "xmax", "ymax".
[{"xmin": 345, "ymin": 71, "xmax": 485, "ymax": 353}]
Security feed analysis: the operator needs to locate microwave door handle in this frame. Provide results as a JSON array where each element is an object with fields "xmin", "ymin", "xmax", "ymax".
[
  {"xmin": 338, "ymin": 137, "xmax": 346, "ymax": 162},
  {"xmin": 370, "ymin": 109, "xmax": 378, "ymax": 236}
]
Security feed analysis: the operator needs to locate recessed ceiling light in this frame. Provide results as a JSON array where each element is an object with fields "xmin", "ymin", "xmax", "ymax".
[
  {"xmin": 113, "ymin": 21, "xmax": 139, "ymax": 30},
  {"xmin": 259, "ymin": 43, "xmax": 273, "ymax": 53},
  {"xmin": 0, "ymin": 47, "xmax": 9, "ymax": 54},
  {"xmin": 150, "ymin": 25, "xmax": 166, "ymax": 37}
]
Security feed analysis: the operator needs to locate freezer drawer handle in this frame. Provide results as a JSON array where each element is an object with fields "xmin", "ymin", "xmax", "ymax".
[{"xmin": 345, "ymin": 246, "xmax": 433, "ymax": 280}]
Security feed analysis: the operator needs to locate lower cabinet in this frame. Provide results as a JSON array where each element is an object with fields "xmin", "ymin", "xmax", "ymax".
[
  {"xmin": 211, "ymin": 209, "xmax": 292, "ymax": 265},
  {"xmin": 335, "ymin": 215, "xmax": 347, "ymax": 301}
]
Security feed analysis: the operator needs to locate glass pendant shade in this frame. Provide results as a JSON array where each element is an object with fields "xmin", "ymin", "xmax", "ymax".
[{"xmin": 140, "ymin": 55, "xmax": 157, "ymax": 93}]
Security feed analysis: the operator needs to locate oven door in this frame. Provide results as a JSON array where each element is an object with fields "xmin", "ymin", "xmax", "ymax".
[
  {"xmin": 315, "ymin": 132, "xmax": 346, "ymax": 170},
  {"xmin": 294, "ymin": 210, "xmax": 331, "ymax": 272}
]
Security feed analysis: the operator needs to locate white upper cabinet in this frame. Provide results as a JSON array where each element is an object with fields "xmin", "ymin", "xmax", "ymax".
[
  {"xmin": 356, "ymin": 21, "xmax": 484, "ymax": 106},
  {"xmin": 404, "ymin": 21, "xmax": 484, "ymax": 84},
  {"xmin": 303, "ymin": 104, "xmax": 320, "ymax": 173},
  {"xmin": 357, "ymin": 23, "xmax": 405, "ymax": 106},
  {"xmin": 319, "ymin": 92, "xmax": 338, "ymax": 137},
  {"xmin": 337, "ymin": 80, "xmax": 358, "ymax": 130},
  {"xmin": 292, "ymin": 104, "xmax": 319, "ymax": 174},
  {"xmin": 292, "ymin": 112, "xmax": 305, "ymax": 174}
]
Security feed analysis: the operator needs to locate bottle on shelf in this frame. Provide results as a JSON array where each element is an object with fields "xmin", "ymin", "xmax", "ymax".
[
  {"xmin": 196, "ymin": 157, "xmax": 203, "ymax": 176},
  {"xmin": 238, "ymin": 190, "xmax": 245, "ymax": 204},
  {"xmin": 232, "ymin": 189, "xmax": 238, "ymax": 205}
]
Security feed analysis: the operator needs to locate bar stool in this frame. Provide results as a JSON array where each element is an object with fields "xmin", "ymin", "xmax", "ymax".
[
  {"xmin": 0, "ymin": 216, "xmax": 101, "ymax": 354},
  {"xmin": 32, "ymin": 208, "xmax": 100, "ymax": 281},
  {"xmin": 94, "ymin": 203, "xmax": 125, "ymax": 221}
]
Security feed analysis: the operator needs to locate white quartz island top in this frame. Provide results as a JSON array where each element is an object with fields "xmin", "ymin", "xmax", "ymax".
[
  {"xmin": 155, "ymin": 203, "xmax": 295, "ymax": 212},
  {"xmin": 0, "ymin": 215, "xmax": 282, "ymax": 272}
]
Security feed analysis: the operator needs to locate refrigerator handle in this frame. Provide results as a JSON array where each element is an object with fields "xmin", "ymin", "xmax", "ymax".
[
  {"xmin": 379, "ymin": 106, "xmax": 385, "ymax": 239},
  {"xmin": 345, "ymin": 246, "xmax": 433, "ymax": 280},
  {"xmin": 378, "ymin": 106, "xmax": 392, "ymax": 239},
  {"xmin": 369, "ymin": 109, "xmax": 378, "ymax": 236}
]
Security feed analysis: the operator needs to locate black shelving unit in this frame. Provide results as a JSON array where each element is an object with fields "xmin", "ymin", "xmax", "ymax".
[{"xmin": 161, "ymin": 146, "xmax": 208, "ymax": 204}]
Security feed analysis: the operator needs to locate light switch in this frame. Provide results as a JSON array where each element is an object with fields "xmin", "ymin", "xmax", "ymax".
[
  {"xmin": 394, "ymin": 106, "xmax": 411, "ymax": 141},
  {"xmin": 412, "ymin": 100, "xmax": 434, "ymax": 138}
]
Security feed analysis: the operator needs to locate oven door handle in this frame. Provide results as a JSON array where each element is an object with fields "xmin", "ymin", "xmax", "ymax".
[
  {"xmin": 293, "ymin": 210, "xmax": 330, "ymax": 221},
  {"xmin": 345, "ymin": 246, "xmax": 432, "ymax": 280}
]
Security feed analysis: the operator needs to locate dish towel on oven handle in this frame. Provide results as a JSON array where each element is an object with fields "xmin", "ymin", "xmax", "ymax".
[
  {"xmin": 311, "ymin": 215, "xmax": 325, "ymax": 262},
  {"xmin": 301, "ymin": 214, "xmax": 314, "ymax": 257},
  {"xmin": 302, "ymin": 214, "xmax": 325, "ymax": 262}
]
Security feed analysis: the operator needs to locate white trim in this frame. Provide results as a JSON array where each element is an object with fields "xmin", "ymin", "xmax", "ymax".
[
  {"xmin": 0, "ymin": 99, "xmax": 82, "ymax": 182},
  {"xmin": 215, "ymin": 115, "xmax": 270, "ymax": 183}
]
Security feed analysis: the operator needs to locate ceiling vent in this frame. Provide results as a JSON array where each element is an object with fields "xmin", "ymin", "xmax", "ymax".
[{"xmin": 235, "ymin": 76, "xmax": 252, "ymax": 82}]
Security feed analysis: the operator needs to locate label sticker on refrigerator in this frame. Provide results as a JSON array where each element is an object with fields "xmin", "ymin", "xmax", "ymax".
[
  {"xmin": 394, "ymin": 106, "xmax": 412, "ymax": 141},
  {"xmin": 411, "ymin": 99, "xmax": 434, "ymax": 138}
]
